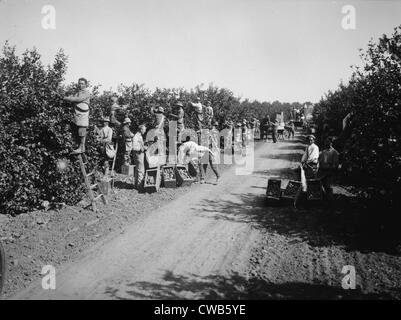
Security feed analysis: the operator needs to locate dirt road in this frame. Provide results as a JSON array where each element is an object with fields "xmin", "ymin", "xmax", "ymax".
[{"xmin": 12, "ymin": 135, "xmax": 401, "ymax": 299}]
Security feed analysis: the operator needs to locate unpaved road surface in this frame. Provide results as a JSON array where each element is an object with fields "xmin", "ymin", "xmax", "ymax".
[{"xmin": 12, "ymin": 135, "xmax": 401, "ymax": 299}]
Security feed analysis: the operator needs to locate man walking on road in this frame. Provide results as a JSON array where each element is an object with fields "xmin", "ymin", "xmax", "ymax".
[
  {"xmin": 63, "ymin": 78, "xmax": 91, "ymax": 154},
  {"xmin": 133, "ymin": 124, "xmax": 148, "ymax": 189},
  {"xmin": 201, "ymin": 122, "xmax": 220, "ymax": 184},
  {"xmin": 318, "ymin": 137, "xmax": 339, "ymax": 201}
]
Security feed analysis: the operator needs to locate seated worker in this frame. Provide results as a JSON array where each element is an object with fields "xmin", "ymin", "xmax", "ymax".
[
  {"xmin": 318, "ymin": 137, "xmax": 339, "ymax": 201},
  {"xmin": 301, "ymin": 135, "xmax": 319, "ymax": 178}
]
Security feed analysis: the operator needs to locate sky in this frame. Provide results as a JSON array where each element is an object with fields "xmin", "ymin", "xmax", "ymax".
[{"xmin": 0, "ymin": 0, "xmax": 400, "ymax": 103}]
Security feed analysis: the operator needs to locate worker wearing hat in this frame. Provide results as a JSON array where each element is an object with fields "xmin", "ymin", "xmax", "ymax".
[
  {"xmin": 150, "ymin": 103, "xmax": 165, "ymax": 130},
  {"xmin": 62, "ymin": 78, "xmax": 91, "ymax": 154},
  {"xmin": 204, "ymin": 101, "xmax": 214, "ymax": 129},
  {"xmin": 169, "ymin": 101, "xmax": 185, "ymax": 140},
  {"xmin": 97, "ymin": 116, "xmax": 114, "ymax": 175},
  {"xmin": 132, "ymin": 124, "xmax": 148, "ymax": 189},
  {"xmin": 109, "ymin": 94, "xmax": 128, "ymax": 128},
  {"xmin": 301, "ymin": 134, "xmax": 320, "ymax": 178},
  {"xmin": 190, "ymin": 97, "xmax": 203, "ymax": 133},
  {"xmin": 122, "ymin": 117, "xmax": 134, "ymax": 165}
]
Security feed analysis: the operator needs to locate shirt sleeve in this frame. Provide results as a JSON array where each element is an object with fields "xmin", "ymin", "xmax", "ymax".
[{"xmin": 64, "ymin": 90, "xmax": 91, "ymax": 103}]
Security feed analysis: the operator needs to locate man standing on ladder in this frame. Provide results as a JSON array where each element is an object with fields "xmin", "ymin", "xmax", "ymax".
[
  {"xmin": 133, "ymin": 124, "xmax": 147, "ymax": 189},
  {"xmin": 63, "ymin": 78, "xmax": 91, "ymax": 154}
]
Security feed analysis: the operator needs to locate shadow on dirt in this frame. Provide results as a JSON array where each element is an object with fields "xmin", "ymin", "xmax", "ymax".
[
  {"xmin": 196, "ymin": 190, "xmax": 400, "ymax": 254},
  {"xmin": 104, "ymin": 271, "xmax": 394, "ymax": 300}
]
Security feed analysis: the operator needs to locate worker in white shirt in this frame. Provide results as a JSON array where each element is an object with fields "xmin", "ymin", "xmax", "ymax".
[
  {"xmin": 201, "ymin": 122, "xmax": 220, "ymax": 184},
  {"xmin": 191, "ymin": 97, "xmax": 203, "ymax": 133},
  {"xmin": 132, "ymin": 124, "xmax": 148, "ymax": 189},
  {"xmin": 301, "ymin": 135, "xmax": 320, "ymax": 178},
  {"xmin": 98, "ymin": 117, "xmax": 114, "ymax": 175},
  {"xmin": 177, "ymin": 137, "xmax": 214, "ymax": 183}
]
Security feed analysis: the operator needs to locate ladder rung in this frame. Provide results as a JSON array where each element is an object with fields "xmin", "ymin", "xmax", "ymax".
[
  {"xmin": 94, "ymin": 194, "xmax": 103, "ymax": 201},
  {"xmin": 90, "ymin": 184, "xmax": 98, "ymax": 190}
]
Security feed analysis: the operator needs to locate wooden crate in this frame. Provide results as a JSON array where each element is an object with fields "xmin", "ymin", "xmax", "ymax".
[
  {"xmin": 266, "ymin": 179, "xmax": 282, "ymax": 200},
  {"xmin": 161, "ymin": 165, "xmax": 177, "ymax": 188},
  {"xmin": 282, "ymin": 180, "xmax": 302, "ymax": 200},
  {"xmin": 307, "ymin": 179, "xmax": 323, "ymax": 200},
  {"xmin": 176, "ymin": 165, "xmax": 193, "ymax": 187},
  {"xmin": 121, "ymin": 164, "xmax": 135, "ymax": 176},
  {"xmin": 144, "ymin": 168, "xmax": 161, "ymax": 193}
]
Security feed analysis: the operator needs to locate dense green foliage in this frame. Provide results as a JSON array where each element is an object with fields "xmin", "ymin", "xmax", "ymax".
[
  {"xmin": 0, "ymin": 43, "xmax": 304, "ymax": 215},
  {"xmin": 313, "ymin": 26, "xmax": 401, "ymax": 202}
]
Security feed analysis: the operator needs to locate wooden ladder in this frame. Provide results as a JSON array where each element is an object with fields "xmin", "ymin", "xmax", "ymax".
[{"xmin": 76, "ymin": 153, "xmax": 108, "ymax": 212}]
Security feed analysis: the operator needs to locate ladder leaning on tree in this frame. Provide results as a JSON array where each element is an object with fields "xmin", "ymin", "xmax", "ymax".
[{"xmin": 75, "ymin": 153, "xmax": 108, "ymax": 212}]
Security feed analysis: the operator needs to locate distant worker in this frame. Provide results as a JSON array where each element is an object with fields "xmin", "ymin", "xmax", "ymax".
[
  {"xmin": 301, "ymin": 134, "xmax": 320, "ymax": 178},
  {"xmin": 169, "ymin": 101, "xmax": 185, "ymax": 140},
  {"xmin": 63, "ymin": 77, "xmax": 91, "ymax": 154},
  {"xmin": 122, "ymin": 117, "xmax": 134, "ymax": 165},
  {"xmin": 98, "ymin": 117, "xmax": 114, "ymax": 175},
  {"xmin": 201, "ymin": 122, "xmax": 220, "ymax": 184},
  {"xmin": 272, "ymin": 119, "xmax": 279, "ymax": 143},
  {"xmin": 318, "ymin": 137, "xmax": 339, "ymax": 201},
  {"xmin": 132, "ymin": 124, "xmax": 147, "ymax": 189},
  {"xmin": 109, "ymin": 94, "xmax": 128, "ymax": 128},
  {"xmin": 204, "ymin": 101, "xmax": 214, "ymax": 128},
  {"xmin": 150, "ymin": 103, "xmax": 165, "ymax": 130},
  {"xmin": 191, "ymin": 97, "xmax": 203, "ymax": 133}
]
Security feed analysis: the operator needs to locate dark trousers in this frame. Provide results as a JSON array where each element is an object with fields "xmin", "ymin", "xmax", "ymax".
[{"xmin": 201, "ymin": 152, "xmax": 220, "ymax": 180}]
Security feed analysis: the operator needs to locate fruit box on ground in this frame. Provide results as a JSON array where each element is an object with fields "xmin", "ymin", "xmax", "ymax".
[
  {"xmin": 266, "ymin": 179, "xmax": 282, "ymax": 200},
  {"xmin": 161, "ymin": 165, "xmax": 177, "ymax": 188},
  {"xmin": 306, "ymin": 179, "xmax": 323, "ymax": 200},
  {"xmin": 144, "ymin": 168, "xmax": 161, "ymax": 193},
  {"xmin": 282, "ymin": 180, "xmax": 302, "ymax": 200},
  {"xmin": 175, "ymin": 165, "xmax": 193, "ymax": 187},
  {"xmin": 121, "ymin": 164, "xmax": 135, "ymax": 176}
]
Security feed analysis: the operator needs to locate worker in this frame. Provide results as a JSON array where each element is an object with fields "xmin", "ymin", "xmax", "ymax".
[
  {"xmin": 301, "ymin": 134, "xmax": 320, "ymax": 178},
  {"xmin": 169, "ymin": 101, "xmax": 185, "ymax": 141},
  {"xmin": 234, "ymin": 122, "xmax": 242, "ymax": 152},
  {"xmin": 177, "ymin": 136, "xmax": 214, "ymax": 183},
  {"xmin": 241, "ymin": 119, "xmax": 248, "ymax": 148},
  {"xmin": 133, "ymin": 124, "xmax": 147, "ymax": 189},
  {"xmin": 98, "ymin": 117, "xmax": 114, "ymax": 175},
  {"xmin": 318, "ymin": 137, "xmax": 339, "ymax": 201},
  {"xmin": 261, "ymin": 115, "xmax": 270, "ymax": 142},
  {"xmin": 191, "ymin": 97, "xmax": 203, "ymax": 133},
  {"xmin": 63, "ymin": 77, "xmax": 91, "ymax": 154},
  {"xmin": 150, "ymin": 103, "xmax": 165, "ymax": 130},
  {"xmin": 109, "ymin": 94, "xmax": 128, "ymax": 128},
  {"xmin": 272, "ymin": 119, "xmax": 279, "ymax": 143},
  {"xmin": 201, "ymin": 121, "xmax": 220, "ymax": 184},
  {"xmin": 287, "ymin": 120, "xmax": 295, "ymax": 139},
  {"xmin": 122, "ymin": 117, "xmax": 134, "ymax": 165},
  {"xmin": 204, "ymin": 101, "xmax": 214, "ymax": 128}
]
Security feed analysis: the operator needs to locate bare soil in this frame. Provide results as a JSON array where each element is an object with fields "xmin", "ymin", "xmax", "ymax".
[{"xmin": 3, "ymin": 134, "xmax": 401, "ymax": 300}]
